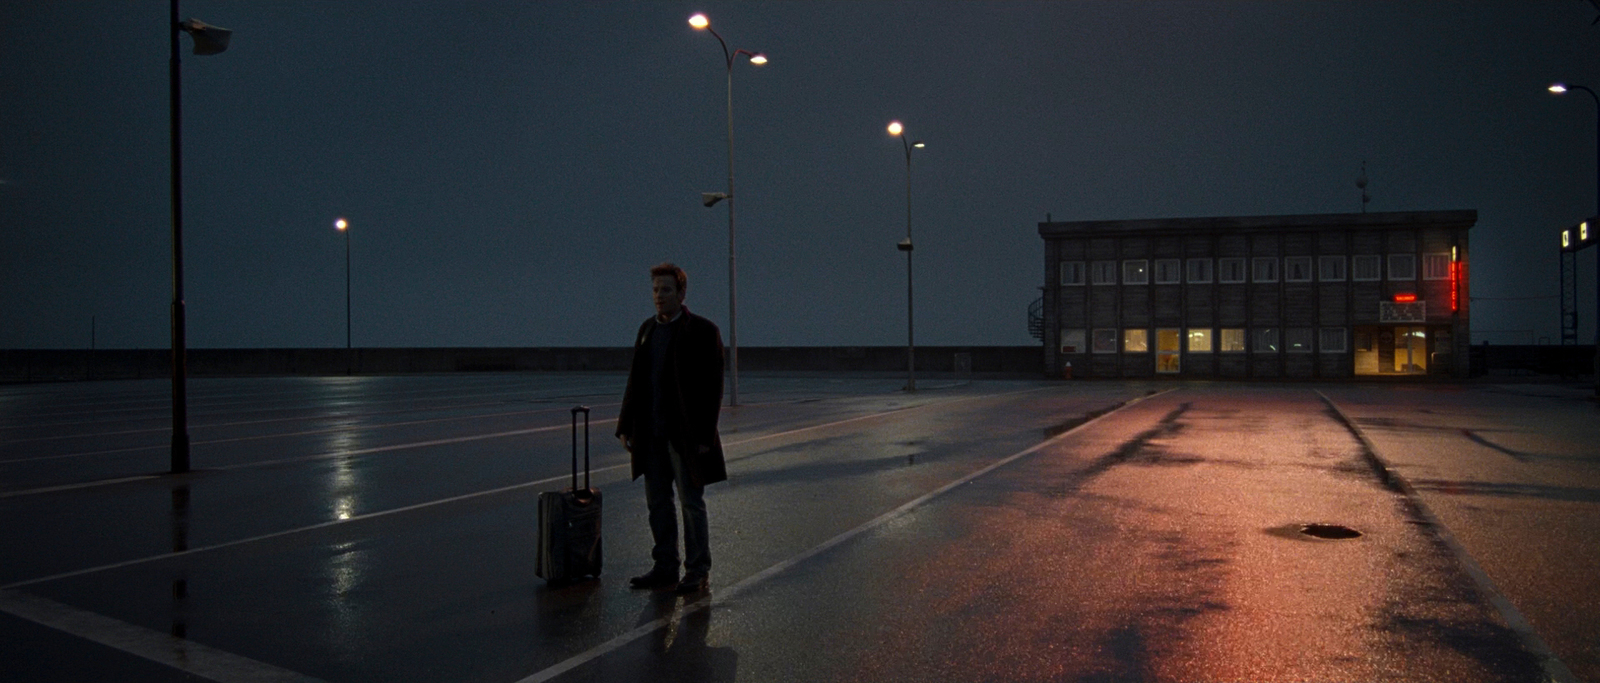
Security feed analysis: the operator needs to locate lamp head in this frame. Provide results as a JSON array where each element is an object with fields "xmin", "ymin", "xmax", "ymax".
[
  {"xmin": 1550, "ymin": 83, "xmax": 1569, "ymax": 94},
  {"xmin": 701, "ymin": 192, "xmax": 729, "ymax": 207},
  {"xmin": 335, "ymin": 218, "xmax": 348, "ymax": 231},
  {"xmin": 887, "ymin": 121, "xmax": 903, "ymax": 136},
  {"xmin": 688, "ymin": 14, "xmax": 709, "ymax": 30},
  {"xmin": 748, "ymin": 53, "xmax": 768, "ymax": 65},
  {"xmin": 179, "ymin": 19, "xmax": 231, "ymax": 56},
  {"xmin": 912, "ymin": 141, "xmax": 925, "ymax": 148}
]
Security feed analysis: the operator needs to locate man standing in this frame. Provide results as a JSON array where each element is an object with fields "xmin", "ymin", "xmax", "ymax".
[{"xmin": 617, "ymin": 262, "xmax": 726, "ymax": 594}]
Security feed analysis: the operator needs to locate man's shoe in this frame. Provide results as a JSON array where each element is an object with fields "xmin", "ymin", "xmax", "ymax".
[
  {"xmin": 674, "ymin": 573, "xmax": 709, "ymax": 595},
  {"xmin": 629, "ymin": 569, "xmax": 679, "ymax": 590}
]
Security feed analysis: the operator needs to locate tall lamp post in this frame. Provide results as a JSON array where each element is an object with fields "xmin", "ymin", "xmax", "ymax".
[
  {"xmin": 169, "ymin": 4, "xmax": 231, "ymax": 474},
  {"xmin": 335, "ymin": 218, "xmax": 351, "ymax": 373},
  {"xmin": 1549, "ymin": 82, "xmax": 1600, "ymax": 398},
  {"xmin": 689, "ymin": 13, "xmax": 765, "ymax": 407},
  {"xmin": 887, "ymin": 121, "xmax": 925, "ymax": 392}
]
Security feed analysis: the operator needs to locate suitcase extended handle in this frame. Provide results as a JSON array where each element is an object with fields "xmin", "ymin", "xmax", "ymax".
[{"xmin": 570, "ymin": 406, "xmax": 590, "ymax": 493}]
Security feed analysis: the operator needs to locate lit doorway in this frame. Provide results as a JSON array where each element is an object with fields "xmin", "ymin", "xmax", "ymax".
[
  {"xmin": 1393, "ymin": 326, "xmax": 1427, "ymax": 373},
  {"xmin": 1156, "ymin": 328, "xmax": 1181, "ymax": 374},
  {"xmin": 1354, "ymin": 326, "xmax": 1428, "ymax": 375}
]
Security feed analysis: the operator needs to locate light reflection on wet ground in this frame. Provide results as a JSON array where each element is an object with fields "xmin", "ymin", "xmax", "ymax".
[{"xmin": 0, "ymin": 375, "xmax": 1593, "ymax": 682}]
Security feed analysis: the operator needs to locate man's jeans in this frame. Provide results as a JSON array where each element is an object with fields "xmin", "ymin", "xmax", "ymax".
[{"xmin": 643, "ymin": 438, "xmax": 710, "ymax": 576}]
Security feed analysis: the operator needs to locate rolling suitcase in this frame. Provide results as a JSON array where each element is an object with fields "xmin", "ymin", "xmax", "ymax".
[{"xmin": 536, "ymin": 406, "xmax": 603, "ymax": 582}]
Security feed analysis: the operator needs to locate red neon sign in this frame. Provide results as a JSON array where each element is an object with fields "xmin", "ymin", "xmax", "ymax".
[
  {"xmin": 1394, "ymin": 293, "xmax": 1417, "ymax": 303},
  {"xmin": 1450, "ymin": 261, "xmax": 1460, "ymax": 312}
]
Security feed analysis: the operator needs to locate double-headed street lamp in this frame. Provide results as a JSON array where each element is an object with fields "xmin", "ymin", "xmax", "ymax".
[
  {"xmin": 689, "ymin": 13, "xmax": 766, "ymax": 407},
  {"xmin": 169, "ymin": 3, "xmax": 231, "ymax": 474},
  {"xmin": 1548, "ymin": 82, "xmax": 1600, "ymax": 397},
  {"xmin": 887, "ymin": 121, "xmax": 925, "ymax": 392}
]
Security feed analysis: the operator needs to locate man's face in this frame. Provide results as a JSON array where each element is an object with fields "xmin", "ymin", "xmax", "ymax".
[{"xmin": 652, "ymin": 275, "xmax": 684, "ymax": 319}]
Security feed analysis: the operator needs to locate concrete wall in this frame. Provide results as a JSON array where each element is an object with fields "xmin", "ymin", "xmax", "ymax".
[
  {"xmin": 0, "ymin": 346, "xmax": 1044, "ymax": 383},
  {"xmin": 7, "ymin": 345, "xmax": 1589, "ymax": 383}
]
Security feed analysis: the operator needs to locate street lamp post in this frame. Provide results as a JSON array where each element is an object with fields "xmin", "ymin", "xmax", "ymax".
[
  {"xmin": 169, "ymin": 3, "xmax": 230, "ymax": 474},
  {"xmin": 689, "ymin": 13, "xmax": 765, "ymax": 408},
  {"xmin": 335, "ymin": 218, "xmax": 351, "ymax": 373},
  {"xmin": 888, "ymin": 121, "xmax": 925, "ymax": 392},
  {"xmin": 1550, "ymin": 82, "xmax": 1600, "ymax": 398}
]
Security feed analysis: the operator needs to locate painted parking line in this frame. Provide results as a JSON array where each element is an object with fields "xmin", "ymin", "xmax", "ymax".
[
  {"xmin": 0, "ymin": 589, "xmax": 328, "ymax": 683},
  {"xmin": 513, "ymin": 389, "xmax": 1163, "ymax": 683},
  {"xmin": 1317, "ymin": 390, "xmax": 1580, "ymax": 683},
  {"xmin": 0, "ymin": 420, "xmax": 618, "ymax": 499},
  {"xmin": 3, "ymin": 387, "xmax": 1053, "ymax": 590}
]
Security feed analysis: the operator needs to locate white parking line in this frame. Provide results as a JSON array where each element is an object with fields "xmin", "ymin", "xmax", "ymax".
[
  {"xmin": 1317, "ymin": 390, "xmax": 1580, "ymax": 683},
  {"xmin": 2, "ymin": 387, "xmax": 1052, "ymax": 590},
  {"xmin": 513, "ymin": 389, "xmax": 1159, "ymax": 683},
  {"xmin": 0, "ymin": 589, "xmax": 329, "ymax": 683}
]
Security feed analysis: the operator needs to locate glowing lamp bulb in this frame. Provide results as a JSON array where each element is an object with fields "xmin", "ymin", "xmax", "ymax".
[
  {"xmin": 749, "ymin": 53, "xmax": 767, "ymax": 65},
  {"xmin": 688, "ymin": 14, "xmax": 709, "ymax": 29},
  {"xmin": 335, "ymin": 218, "xmax": 348, "ymax": 231},
  {"xmin": 887, "ymin": 121, "xmax": 903, "ymax": 136},
  {"xmin": 1550, "ymin": 83, "xmax": 1569, "ymax": 94}
]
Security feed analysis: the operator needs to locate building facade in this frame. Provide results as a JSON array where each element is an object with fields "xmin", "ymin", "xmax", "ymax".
[{"xmin": 1039, "ymin": 210, "xmax": 1473, "ymax": 379}]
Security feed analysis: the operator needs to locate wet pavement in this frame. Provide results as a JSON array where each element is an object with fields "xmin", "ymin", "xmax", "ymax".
[{"xmin": 0, "ymin": 374, "xmax": 1595, "ymax": 682}]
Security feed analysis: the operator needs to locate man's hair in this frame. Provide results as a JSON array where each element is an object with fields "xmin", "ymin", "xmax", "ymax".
[{"xmin": 650, "ymin": 262, "xmax": 687, "ymax": 295}]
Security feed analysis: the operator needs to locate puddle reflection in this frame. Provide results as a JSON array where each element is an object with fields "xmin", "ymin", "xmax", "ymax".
[{"xmin": 634, "ymin": 595, "xmax": 739, "ymax": 682}]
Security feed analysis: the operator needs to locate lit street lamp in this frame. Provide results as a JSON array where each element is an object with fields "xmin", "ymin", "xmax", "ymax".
[
  {"xmin": 888, "ymin": 121, "xmax": 925, "ymax": 392},
  {"xmin": 169, "ymin": 3, "xmax": 231, "ymax": 474},
  {"xmin": 335, "ymin": 218, "xmax": 351, "ymax": 371},
  {"xmin": 1549, "ymin": 82, "xmax": 1600, "ymax": 398},
  {"xmin": 689, "ymin": 13, "xmax": 766, "ymax": 407}
]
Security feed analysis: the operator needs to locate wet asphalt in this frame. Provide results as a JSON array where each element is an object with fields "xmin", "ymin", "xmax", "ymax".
[{"xmin": 0, "ymin": 374, "xmax": 1595, "ymax": 683}]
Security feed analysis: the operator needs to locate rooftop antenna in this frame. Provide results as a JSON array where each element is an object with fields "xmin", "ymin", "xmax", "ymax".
[{"xmin": 1356, "ymin": 160, "xmax": 1370, "ymax": 213}]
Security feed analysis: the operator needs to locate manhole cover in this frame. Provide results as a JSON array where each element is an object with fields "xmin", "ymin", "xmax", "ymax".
[{"xmin": 1299, "ymin": 523, "xmax": 1362, "ymax": 540}]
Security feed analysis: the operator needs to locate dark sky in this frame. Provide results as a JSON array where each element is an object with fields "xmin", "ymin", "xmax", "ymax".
[{"xmin": 3, "ymin": 1, "xmax": 1599, "ymax": 349}]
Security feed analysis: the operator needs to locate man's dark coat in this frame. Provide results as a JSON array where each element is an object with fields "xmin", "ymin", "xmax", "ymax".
[{"xmin": 616, "ymin": 307, "xmax": 727, "ymax": 486}]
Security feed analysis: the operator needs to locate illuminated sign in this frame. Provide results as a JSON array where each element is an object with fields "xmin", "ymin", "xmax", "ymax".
[
  {"xmin": 1394, "ymin": 293, "xmax": 1417, "ymax": 303},
  {"xmin": 1380, "ymin": 301, "xmax": 1426, "ymax": 323},
  {"xmin": 1561, "ymin": 217, "xmax": 1598, "ymax": 252},
  {"xmin": 1450, "ymin": 261, "xmax": 1460, "ymax": 312}
]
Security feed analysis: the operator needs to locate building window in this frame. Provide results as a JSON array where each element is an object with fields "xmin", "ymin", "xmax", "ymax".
[
  {"xmin": 1187, "ymin": 328, "xmax": 1213, "ymax": 353},
  {"xmin": 1092, "ymin": 261, "xmax": 1118, "ymax": 285},
  {"xmin": 1186, "ymin": 258, "xmax": 1213, "ymax": 283},
  {"xmin": 1422, "ymin": 253, "xmax": 1450, "ymax": 280},
  {"xmin": 1059, "ymin": 329, "xmax": 1086, "ymax": 353},
  {"xmin": 1319, "ymin": 327, "xmax": 1347, "ymax": 353},
  {"xmin": 1286, "ymin": 328, "xmax": 1313, "ymax": 352},
  {"xmin": 1220, "ymin": 328, "xmax": 1246, "ymax": 352},
  {"xmin": 1252, "ymin": 257, "xmax": 1279, "ymax": 283},
  {"xmin": 1123, "ymin": 328, "xmax": 1149, "ymax": 353},
  {"xmin": 1219, "ymin": 258, "xmax": 1247, "ymax": 283},
  {"xmin": 1389, "ymin": 254, "xmax": 1416, "ymax": 281},
  {"xmin": 1154, "ymin": 259, "xmax": 1181, "ymax": 284},
  {"xmin": 1060, "ymin": 261, "xmax": 1085, "ymax": 286},
  {"xmin": 1123, "ymin": 260, "xmax": 1149, "ymax": 285},
  {"xmin": 1319, "ymin": 255, "xmax": 1346, "ymax": 281},
  {"xmin": 1352, "ymin": 255, "xmax": 1382, "ymax": 281},
  {"xmin": 1253, "ymin": 328, "xmax": 1279, "ymax": 353},
  {"xmin": 1092, "ymin": 329, "xmax": 1119, "ymax": 353},
  {"xmin": 1284, "ymin": 257, "xmax": 1313, "ymax": 282}
]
